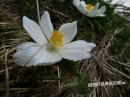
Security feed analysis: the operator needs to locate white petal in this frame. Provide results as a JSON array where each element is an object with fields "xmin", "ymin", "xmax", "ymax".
[
  {"xmin": 23, "ymin": 16, "xmax": 47, "ymax": 45},
  {"xmin": 80, "ymin": 1, "xmax": 86, "ymax": 7},
  {"xmin": 13, "ymin": 42, "xmax": 62, "ymax": 66},
  {"xmin": 87, "ymin": 12, "xmax": 98, "ymax": 17},
  {"xmin": 99, "ymin": 14, "xmax": 106, "ymax": 17},
  {"xmin": 98, "ymin": 6, "xmax": 106, "ymax": 14},
  {"xmin": 73, "ymin": 0, "xmax": 80, "ymax": 7},
  {"xmin": 40, "ymin": 11, "xmax": 54, "ymax": 39},
  {"xmin": 79, "ymin": 1, "xmax": 88, "ymax": 14},
  {"xmin": 58, "ymin": 21, "xmax": 77, "ymax": 44},
  {"xmin": 87, "ymin": 2, "xmax": 99, "ymax": 17},
  {"xmin": 94, "ymin": 2, "xmax": 100, "ymax": 10},
  {"xmin": 62, "ymin": 40, "xmax": 96, "ymax": 52},
  {"xmin": 57, "ymin": 40, "xmax": 96, "ymax": 61},
  {"xmin": 73, "ymin": 0, "xmax": 87, "ymax": 15}
]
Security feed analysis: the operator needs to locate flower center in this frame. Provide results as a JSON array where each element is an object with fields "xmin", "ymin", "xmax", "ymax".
[
  {"xmin": 48, "ymin": 30, "xmax": 63, "ymax": 50},
  {"xmin": 85, "ymin": 4, "xmax": 92, "ymax": 11}
]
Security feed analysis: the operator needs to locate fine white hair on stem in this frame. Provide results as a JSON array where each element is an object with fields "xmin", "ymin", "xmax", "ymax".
[
  {"xmin": 36, "ymin": 0, "xmax": 40, "ymax": 24},
  {"xmin": 5, "ymin": 49, "xmax": 9, "ymax": 97}
]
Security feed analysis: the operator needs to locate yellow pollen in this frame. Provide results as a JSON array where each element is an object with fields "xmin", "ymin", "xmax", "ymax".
[
  {"xmin": 85, "ymin": 4, "xmax": 92, "ymax": 11},
  {"xmin": 48, "ymin": 30, "xmax": 63, "ymax": 50}
]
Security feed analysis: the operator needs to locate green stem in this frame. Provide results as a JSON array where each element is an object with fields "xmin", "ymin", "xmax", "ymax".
[{"xmin": 79, "ymin": 15, "xmax": 86, "ymax": 28}]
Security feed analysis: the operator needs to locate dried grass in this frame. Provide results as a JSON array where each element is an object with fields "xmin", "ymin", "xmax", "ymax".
[{"xmin": 80, "ymin": 31, "xmax": 129, "ymax": 97}]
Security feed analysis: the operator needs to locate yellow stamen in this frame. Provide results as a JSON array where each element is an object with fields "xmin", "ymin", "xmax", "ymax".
[
  {"xmin": 85, "ymin": 4, "xmax": 92, "ymax": 11},
  {"xmin": 48, "ymin": 30, "xmax": 63, "ymax": 50}
]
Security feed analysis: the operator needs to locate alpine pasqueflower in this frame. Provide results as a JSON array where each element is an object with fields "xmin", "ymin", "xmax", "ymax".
[
  {"xmin": 73, "ymin": 0, "xmax": 106, "ymax": 17},
  {"xmin": 13, "ymin": 11, "xmax": 96, "ymax": 66}
]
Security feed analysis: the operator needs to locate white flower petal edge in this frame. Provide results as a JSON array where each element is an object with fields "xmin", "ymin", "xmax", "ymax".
[
  {"xmin": 99, "ymin": 14, "xmax": 106, "ymax": 17},
  {"xmin": 57, "ymin": 40, "xmax": 96, "ymax": 61},
  {"xmin": 23, "ymin": 16, "xmax": 47, "ymax": 45},
  {"xmin": 98, "ymin": 6, "xmax": 106, "ymax": 15},
  {"xmin": 73, "ymin": 0, "xmax": 80, "ymax": 7},
  {"xmin": 40, "ymin": 11, "xmax": 54, "ymax": 39},
  {"xmin": 13, "ymin": 42, "xmax": 62, "ymax": 66},
  {"xmin": 93, "ymin": 2, "xmax": 100, "ymax": 11},
  {"xmin": 58, "ymin": 21, "xmax": 77, "ymax": 44}
]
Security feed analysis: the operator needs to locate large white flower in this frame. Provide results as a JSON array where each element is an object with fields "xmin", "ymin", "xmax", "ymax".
[
  {"xmin": 73, "ymin": 0, "xmax": 106, "ymax": 17},
  {"xmin": 13, "ymin": 11, "xmax": 96, "ymax": 66}
]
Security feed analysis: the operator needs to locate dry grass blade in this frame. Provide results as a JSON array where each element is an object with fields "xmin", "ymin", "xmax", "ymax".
[
  {"xmin": 102, "ymin": 58, "xmax": 130, "ymax": 80},
  {"xmin": 44, "ymin": 6, "xmax": 68, "ymax": 18},
  {"xmin": 36, "ymin": 0, "xmax": 40, "ymax": 24},
  {"xmin": 5, "ymin": 49, "xmax": 9, "ymax": 97}
]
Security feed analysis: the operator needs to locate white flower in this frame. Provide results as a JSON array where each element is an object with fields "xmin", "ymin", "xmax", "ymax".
[
  {"xmin": 13, "ymin": 11, "xmax": 96, "ymax": 66},
  {"xmin": 73, "ymin": 0, "xmax": 106, "ymax": 17}
]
